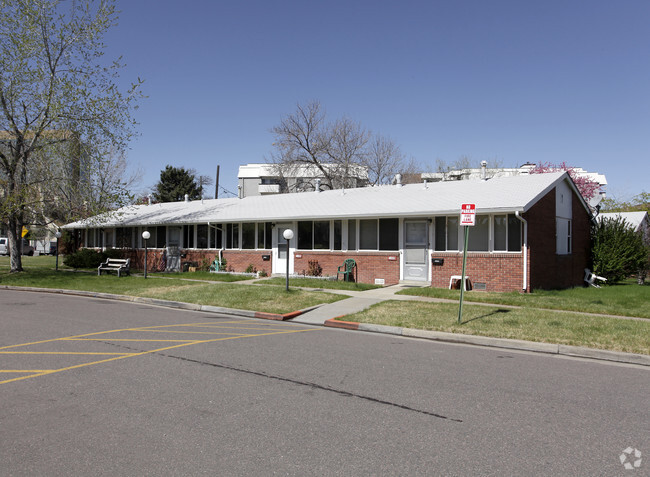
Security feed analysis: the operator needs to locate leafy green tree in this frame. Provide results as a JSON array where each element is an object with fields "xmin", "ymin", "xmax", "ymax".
[
  {"xmin": 591, "ymin": 217, "xmax": 648, "ymax": 284},
  {"xmin": 0, "ymin": 0, "xmax": 143, "ymax": 272},
  {"xmin": 152, "ymin": 165, "xmax": 203, "ymax": 203}
]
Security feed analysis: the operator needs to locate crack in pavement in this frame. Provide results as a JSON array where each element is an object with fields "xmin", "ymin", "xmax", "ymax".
[{"xmin": 100, "ymin": 340, "xmax": 463, "ymax": 423}]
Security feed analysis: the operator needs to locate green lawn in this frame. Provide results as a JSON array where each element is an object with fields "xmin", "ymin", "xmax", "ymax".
[
  {"xmin": 0, "ymin": 255, "xmax": 344, "ymax": 314},
  {"xmin": 397, "ymin": 280, "xmax": 650, "ymax": 318},
  {"xmin": 255, "ymin": 276, "xmax": 381, "ymax": 291},
  {"xmin": 345, "ymin": 300, "xmax": 650, "ymax": 355}
]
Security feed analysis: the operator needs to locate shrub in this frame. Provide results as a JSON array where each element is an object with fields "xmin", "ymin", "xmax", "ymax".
[
  {"xmin": 592, "ymin": 217, "xmax": 648, "ymax": 283},
  {"xmin": 63, "ymin": 248, "xmax": 125, "ymax": 269},
  {"xmin": 245, "ymin": 264, "xmax": 256, "ymax": 274},
  {"xmin": 64, "ymin": 248, "xmax": 106, "ymax": 269},
  {"xmin": 307, "ymin": 260, "xmax": 322, "ymax": 277}
]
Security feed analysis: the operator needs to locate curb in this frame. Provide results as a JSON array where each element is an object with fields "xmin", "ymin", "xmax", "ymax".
[
  {"xmin": 0, "ymin": 285, "xmax": 302, "ymax": 321},
  {"xmin": 3, "ymin": 285, "xmax": 648, "ymax": 367},
  {"xmin": 324, "ymin": 318, "xmax": 650, "ymax": 367}
]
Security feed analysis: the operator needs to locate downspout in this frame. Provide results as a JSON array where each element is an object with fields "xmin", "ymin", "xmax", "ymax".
[{"xmin": 515, "ymin": 211, "xmax": 528, "ymax": 292}]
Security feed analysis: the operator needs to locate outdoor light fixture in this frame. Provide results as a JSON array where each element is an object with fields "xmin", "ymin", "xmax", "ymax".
[
  {"xmin": 54, "ymin": 230, "xmax": 62, "ymax": 271},
  {"xmin": 282, "ymin": 228, "xmax": 294, "ymax": 291},
  {"xmin": 142, "ymin": 230, "xmax": 151, "ymax": 279}
]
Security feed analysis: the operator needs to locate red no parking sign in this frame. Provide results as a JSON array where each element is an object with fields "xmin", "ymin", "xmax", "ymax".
[{"xmin": 460, "ymin": 203, "xmax": 476, "ymax": 226}]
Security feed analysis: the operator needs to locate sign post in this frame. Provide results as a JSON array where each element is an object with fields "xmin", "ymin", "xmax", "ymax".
[{"xmin": 458, "ymin": 204, "xmax": 475, "ymax": 323}]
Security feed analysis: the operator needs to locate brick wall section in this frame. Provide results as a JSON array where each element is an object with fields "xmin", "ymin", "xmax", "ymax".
[
  {"xmin": 126, "ymin": 249, "xmax": 272, "ymax": 274},
  {"xmin": 527, "ymin": 189, "xmax": 591, "ymax": 290},
  {"xmin": 295, "ymin": 251, "xmax": 401, "ymax": 285},
  {"xmin": 429, "ymin": 252, "xmax": 525, "ymax": 292}
]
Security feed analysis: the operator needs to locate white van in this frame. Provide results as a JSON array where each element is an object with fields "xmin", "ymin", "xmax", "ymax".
[{"xmin": 0, "ymin": 238, "xmax": 34, "ymax": 256}]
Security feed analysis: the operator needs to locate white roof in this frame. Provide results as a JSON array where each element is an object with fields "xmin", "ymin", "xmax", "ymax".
[
  {"xmin": 64, "ymin": 171, "xmax": 577, "ymax": 228},
  {"xmin": 599, "ymin": 211, "xmax": 648, "ymax": 232}
]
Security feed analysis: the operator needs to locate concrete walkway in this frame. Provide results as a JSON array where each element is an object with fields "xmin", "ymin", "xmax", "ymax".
[{"xmin": 292, "ymin": 282, "xmax": 431, "ymax": 325}]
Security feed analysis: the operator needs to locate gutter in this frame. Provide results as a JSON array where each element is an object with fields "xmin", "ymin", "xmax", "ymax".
[{"xmin": 515, "ymin": 211, "xmax": 528, "ymax": 292}]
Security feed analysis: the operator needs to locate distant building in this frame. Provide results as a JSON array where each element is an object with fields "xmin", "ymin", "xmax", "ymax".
[
  {"xmin": 237, "ymin": 163, "xmax": 369, "ymax": 198},
  {"xmin": 421, "ymin": 162, "xmax": 607, "ymax": 208}
]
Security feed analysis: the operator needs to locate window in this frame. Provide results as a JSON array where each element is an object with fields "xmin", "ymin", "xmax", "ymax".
[
  {"xmin": 494, "ymin": 214, "xmax": 522, "ymax": 252},
  {"xmin": 183, "ymin": 225, "xmax": 194, "ymax": 248},
  {"xmin": 348, "ymin": 220, "xmax": 357, "ymax": 250},
  {"xmin": 359, "ymin": 219, "xmax": 378, "ymax": 250},
  {"xmin": 333, "ymin": 220, "xmax": 342, "ymax": 250},
  {"xmin": 242, "ymin": 223, "xmax": 255, "ymax": 249},
  {"xmin": 156, "ymin": 226, "xmax": 166, "ymax": 248},
  {"xmin": 297, "ymin": 221, "xmax": 331, "ymax": 249},
  {"xmin": 434, "ymin": 216, "xmax": 458, "ymax": 251},
  {"xmin": 226, "ymin": 223, "xmax": 239, "ymax": 249},
  {"xmin": 507, "ymin": 215, "xmax": 522, "ymax": 252},
  {"xmin": 257, "ymin": 222, "xmax": 272, "ymax": 249},
  {"xmin": 87, "ymin": 229, "xmax": 95, "ymax": 247},
  {"xmin": 379, "ymin": 219, "xmax": 399, "ymax": 250},
  {"xmin": 468, "ymin": 216, "xmax": 489, "ymax": 251},
  {"xmin": 557, "ymin": 218, "xmax": 571, "ymax": 255},
  {"xmin": 196, "ymin": 225, "xmax": 208, "ymax": 249},
  {"xmin": 116, "ymin": 227, "xmax": 132, "ymax": 248},
  {"xmin": 314, "ymin": 221, "xmax": 329, "ymax": 249},
  {"xmin": 210, "ymin": 224, "xmax": 222, "ymax": 249}
]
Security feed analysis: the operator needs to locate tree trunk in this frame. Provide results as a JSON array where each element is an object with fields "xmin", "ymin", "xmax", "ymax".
[{"xmin": 7, "ymin": 218, "xmax": 24, "ymax": 272}]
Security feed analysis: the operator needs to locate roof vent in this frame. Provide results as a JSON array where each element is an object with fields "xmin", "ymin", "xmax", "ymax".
[
  {"xmin": 423, "ymin": 179, "xmax": 428, "ymax": 189},
  {"xmin": 395, "ymin": 173, "xmax": 402, "ymax": 188},
  {"xmin": 481, "ymin": 161, "xmax": 488, "ymax": 181},
  {"xmin": 184, "ymin": 194, "xmax": 189, "ymax": 202},
  {"xmin": 315, "ymin": 178, "xmax": 321, "ymax": 193}
]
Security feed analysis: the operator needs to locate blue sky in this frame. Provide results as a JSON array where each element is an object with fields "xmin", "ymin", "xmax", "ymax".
[{"xmin": 105, "ymin": 0, "xmax": 650, "ymax": 200}]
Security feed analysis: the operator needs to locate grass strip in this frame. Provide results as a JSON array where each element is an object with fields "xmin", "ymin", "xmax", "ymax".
[
  {"xmin": 397, "ymin": 281, "xmax": 650, "ymax": 319},
  {"xmin": 254, "ymin": 276, "xmax": 380, "ymax": 291},
  {"xmin": 345, "ymin": 300, "xmax": 650, "ymax": 355}
]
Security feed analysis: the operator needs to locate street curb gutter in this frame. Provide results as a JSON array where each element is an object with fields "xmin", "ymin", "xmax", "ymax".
[
  {"xmin": 0, "ymin": 286, "xmax": 301, "ymax": 321},
  {"xmin": 324, "ymin": 319, "xmax": 650, "ymax": 367}
]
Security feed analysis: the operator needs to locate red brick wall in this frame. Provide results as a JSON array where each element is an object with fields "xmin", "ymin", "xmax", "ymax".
[
  {"xmin": 126, "ymin": 249, "xmax": 272, "ymax": 274},
  {"xmin": 429, "ymin": 252, "xmax": 526, "ymax": 292},
  {"xmin": 527, "ymin": 189, "xmax": 591, "ymax": 290},
  {"xmin": 524, "ymin": 190, "xmax": 590, "ymax": 290},
  {"xmin": 294, "ymin": 251, "xmax": 401, "ymax": 285}
]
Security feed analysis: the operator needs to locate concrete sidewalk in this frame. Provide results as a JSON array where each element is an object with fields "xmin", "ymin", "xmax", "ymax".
[{"xmin": 292, "ymin": 283, "xmax": 429, "ymax": 325}]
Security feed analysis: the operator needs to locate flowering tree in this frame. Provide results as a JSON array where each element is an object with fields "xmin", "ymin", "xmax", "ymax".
[{"xmin": 530, "ymin": 162, "xmax": 600, "ymax": 202}]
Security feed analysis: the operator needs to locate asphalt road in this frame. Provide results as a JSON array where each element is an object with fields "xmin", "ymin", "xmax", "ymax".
[{"xmin": 0, "ymin": 289, "xmax": 648, "ymax": 476}]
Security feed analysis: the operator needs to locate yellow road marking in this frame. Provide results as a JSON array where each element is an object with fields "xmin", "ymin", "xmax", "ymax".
[
  {"xmin": 0, "ymin": 328, "xmax": 317, "ymax": 385},
  {"xmin": 63, "ymin": 339, "xmax": 198, "ymax": 342},
  {"xmin": 129, "ymin": 330, "xmax": 249, "ymax": 336},
  {"xmin": 0, "ymin": 351, "xmax": 133, "ymax": 355}
]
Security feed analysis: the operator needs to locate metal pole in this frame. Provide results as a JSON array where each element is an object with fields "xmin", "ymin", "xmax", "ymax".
[
  {"xmin": 285, "ymin": 239, "xmax": 290, "ymax": 291},
  {"xmin": 144, "ymin": 240, "xmax": 148, "ymax": 279},
  {"xmin": 458, "ymin": 226, "xmax": 469, "ymax": 324},
  {"xmin": 55, "ymin": 238, "xmax": 59, "ymax": 271}
]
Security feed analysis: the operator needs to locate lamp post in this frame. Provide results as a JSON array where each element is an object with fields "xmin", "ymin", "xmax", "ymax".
[
  {"xmin": 54, "ymin": 230, "xmax": 62, "ymax": 271},
  {"xmin": 142, "ymin": 230, "xmax": 150, "ymax": 279},
  {"xmin": 282, "ymin": 229, "xmax": 294, "ymax": 291}
]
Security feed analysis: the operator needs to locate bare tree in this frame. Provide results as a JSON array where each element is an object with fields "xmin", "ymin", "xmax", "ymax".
[{"xmin": 270, "ymin": 101, "xmax": 409, "ymax": 190}]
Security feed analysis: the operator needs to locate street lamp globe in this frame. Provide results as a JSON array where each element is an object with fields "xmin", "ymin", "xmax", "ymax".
[
  {"xmin": 142, "ymin": 231, "xmax": 150, "ymax": 240},
  {"xmin": 282, "ymin": 229, "xmax": 294, "ymax": 240}
]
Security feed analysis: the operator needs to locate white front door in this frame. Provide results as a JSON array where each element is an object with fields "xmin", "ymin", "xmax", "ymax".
[
  {"xmin": 272, "ymin": 224, "xmax": 294, "ymax": 275},
  {"xmin": 403, "ymin": 220, "xmax": 429, "ymax": 281}
]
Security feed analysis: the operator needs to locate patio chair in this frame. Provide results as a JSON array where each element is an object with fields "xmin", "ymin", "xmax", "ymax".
[{"xmin": 337, "ymin": 258, "xmax": 356, "ymax": 282}]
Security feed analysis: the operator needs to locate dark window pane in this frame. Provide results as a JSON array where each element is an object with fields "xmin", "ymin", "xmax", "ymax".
[
  {"xmin": 434, "ymin": 217, "xmax": 446, "ymax": 251},
  {"xmin": 333, "ymin": 220, "xmax": 342, "ymax": 250},
  {"xmin": 196, "ymin": 224, "xmax": 208, "ymax": 249},
  {"xmin": 468, "ymin": 216, "xmax": 489, "ymax": 251},
  {"xmin": 348, "ymin": 220, "xmax": 357, "ymax": 250},
  {"xmin": 494, "ymin": 215, "xmax": 507, "ymax": 251},
  {"xmin": 156, "ymin": 226, "xmax": 166, "ymax": 248},
  {"xmin": 507, "ymin": 214, "xmax": 521, "ymax": 251},
  {"xmin": 359, "ymin": 219, "xmax": 378, "ymax": 250},
  {"xmin": 313, "ymin": 221, "xmax": 330, "ymax": 249},
  {"xmin": 298, "ymin": 221, "xmax": 312, "ymax": 249},
  {"xmin": 242, "ymin": 223, "xmax": 255, "ymax": 249},
  {"xmin": 379, "ymin": 218, "xmax": 399, "ymax": 250}
]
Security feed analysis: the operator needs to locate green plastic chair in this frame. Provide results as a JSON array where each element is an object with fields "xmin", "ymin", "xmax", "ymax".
[{"xmin": 337, "ymin": 258, "xmax": 356, "ymax": 282}]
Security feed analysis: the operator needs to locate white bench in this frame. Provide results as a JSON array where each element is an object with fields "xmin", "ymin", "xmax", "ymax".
[
  {"xmin": 98, "ymin": 258, "xmax": 131, "ymax": 277},
  {"xmin": 449, "ymin": 275, "xmax": 471, "ymax": 290}
]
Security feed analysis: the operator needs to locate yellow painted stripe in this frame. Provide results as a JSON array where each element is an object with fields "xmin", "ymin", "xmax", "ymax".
[
  {"xmin": 130, "ymin": 330, "xmax": 250, "ymax": 335},
  {"xmin": 1, "ymin": 370, "xmax": 53, "ymax": 373},
  {"xmin": 0, "ymin": 328, "xmax": 318, "ymax": 385},
  {"xmin": 0, "ymin": 351, "xmax": 133, "ymax": 355},
  {"xmin": 63, "ymin": 339, "xmax": 198, "ymax": 342}
]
